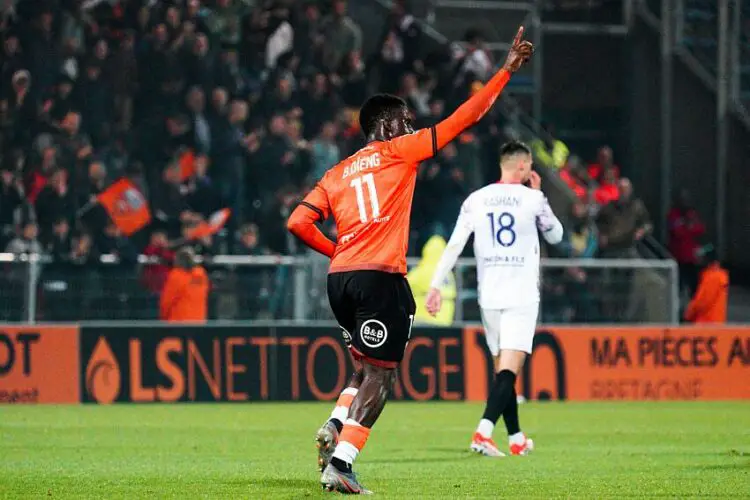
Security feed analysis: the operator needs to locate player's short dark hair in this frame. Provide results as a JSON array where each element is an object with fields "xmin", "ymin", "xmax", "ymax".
[
  {"xmin": 499, "ymin": 140, "xmax": 532, "ymax": 160},
  {"xmin": 359, "ymin": 94, "xmax": 408, "ymax": 137}
]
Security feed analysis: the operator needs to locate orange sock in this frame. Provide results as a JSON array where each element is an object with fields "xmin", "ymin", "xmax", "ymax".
[
  {"xmin": 330, "ymin": 387, "xmax": 358, "ymax": 424},
  {"xmin": 339, "ymin": 423, "xmax": 371, "ymax": 450},
  {"xmin": 331, "ymin": 420, "xmax": 371, "ymax": 466}
]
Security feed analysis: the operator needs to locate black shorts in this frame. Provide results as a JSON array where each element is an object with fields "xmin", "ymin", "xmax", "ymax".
[{"xmin": 327, "ymin": 270, "xmax": 416, "ymax": 368}]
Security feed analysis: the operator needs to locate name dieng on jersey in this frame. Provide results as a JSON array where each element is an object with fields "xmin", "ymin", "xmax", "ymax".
[{"xmin": 342, "ymin": 153, "xmax": 381, "ymax": 179}]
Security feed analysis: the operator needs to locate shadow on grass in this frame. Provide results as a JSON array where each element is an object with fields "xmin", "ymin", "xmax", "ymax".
[
  {"xmin": 235, "ymin": 478, "xmax": 313, "ymax": 488},
  {"xmin": 687, "ymin": 462, "xmax": 750, "ymax": 471},
  {"xmin": 367, "ymin": 454, "xmax": 475, "ymax": 465}
]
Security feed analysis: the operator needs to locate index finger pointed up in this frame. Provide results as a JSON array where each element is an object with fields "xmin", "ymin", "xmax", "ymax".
[{"xmin": 513, "ymin": 26, "xmax": 524, "ymax": 46}]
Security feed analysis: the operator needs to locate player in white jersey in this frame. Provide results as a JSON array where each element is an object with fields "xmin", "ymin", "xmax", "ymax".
[{"xmin": 425, "ymin": 141, "xmax": 563, "ymax": 457}]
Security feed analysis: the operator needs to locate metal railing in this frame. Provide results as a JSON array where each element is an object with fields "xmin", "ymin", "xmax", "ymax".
[{"xmin": 1, "ymin": 253, "xmax": 679, "ymax": 325}]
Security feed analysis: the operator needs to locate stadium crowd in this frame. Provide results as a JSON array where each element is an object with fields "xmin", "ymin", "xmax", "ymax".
[{"xmin": 0, "ymin": 0, "xmax": 663, "ymax": 321}]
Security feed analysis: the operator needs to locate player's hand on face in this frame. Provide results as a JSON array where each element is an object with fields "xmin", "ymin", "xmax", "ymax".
[
  {"xmin": 503, "ymin": 26, "xmax": 534, "ymax": 73},
  {"xmin": 425, "ymin": 287, "xmax": 443, "ymax": 317},
  {"xmin": 528, "ymin": 170, "xmax": 541, "ymax": 190}
]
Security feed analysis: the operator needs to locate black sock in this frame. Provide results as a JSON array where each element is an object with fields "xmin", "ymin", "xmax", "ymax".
[
  {"xmin": 330, "ymin": 457, "xmax": 352, "ymax": 473},
  {"xmin": 329, "ymin": 418, "xmax": 344, "ymax": 433},
  {"xmin": 502, "ymin": 386, "xmax": 521, "ymax": 435},
  {"xmin": 481, "ymin": 369, "xmax": 517, "ymax": 424}
]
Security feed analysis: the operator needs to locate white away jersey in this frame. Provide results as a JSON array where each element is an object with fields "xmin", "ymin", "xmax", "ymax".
[{"xmin": 430, "ymin": 183, "xmax": 563, "ymax": 309}]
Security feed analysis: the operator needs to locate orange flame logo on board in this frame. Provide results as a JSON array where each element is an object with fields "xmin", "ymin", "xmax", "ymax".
[{"xmin": 85, "ymin": 337, "xmax": 121, "ymax": 404}]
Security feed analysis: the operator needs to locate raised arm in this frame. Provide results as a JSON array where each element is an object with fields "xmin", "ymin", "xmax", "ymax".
[
  {"xmin": 287, "ymin": 183, "xmax": 337, "ymax": 258},
  {"xmin": 393, "ymin": 27, "xmax": 534, "ymax": 163}
]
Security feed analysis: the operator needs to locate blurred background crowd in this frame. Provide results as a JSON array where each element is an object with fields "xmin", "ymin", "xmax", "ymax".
[{"xmin": 0, "ymin": 0, "xmax": 717, "ymax": 323}]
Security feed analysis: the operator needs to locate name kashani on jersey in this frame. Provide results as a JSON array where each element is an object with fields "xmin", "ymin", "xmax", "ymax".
[{"xmin": 430, "ymin": 183, "xmax": 563, "ymax": 309}]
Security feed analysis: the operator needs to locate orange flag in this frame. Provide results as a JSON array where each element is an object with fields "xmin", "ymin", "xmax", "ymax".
[
  {"xmin": 185, "ymin": 208, "xmax": 231, "ymax": 240},
  {"xmin": 97, "ymin": 178, "xmax": 151, "ymax": 236}
]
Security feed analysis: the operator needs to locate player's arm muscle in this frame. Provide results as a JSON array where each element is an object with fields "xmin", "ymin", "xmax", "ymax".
[
  {"xmin": 287, "ymin": 183, "xmax": 336, "ymax": 258},
  {"xmin": 536, "ymin": 195, "xmax": 564, "ymax": 245},
  {"xmin": 430, "ymin": 200, "xmax": 474, "ymax": 289},
  {"xmin": 393, "ymin": 69, "xmax": 512, "ymax": 163}
]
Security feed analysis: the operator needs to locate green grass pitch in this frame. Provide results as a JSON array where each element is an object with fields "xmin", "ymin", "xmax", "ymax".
[{"xmin": 1, "ymin": 402, "xmax": 749, "ymax": 498}]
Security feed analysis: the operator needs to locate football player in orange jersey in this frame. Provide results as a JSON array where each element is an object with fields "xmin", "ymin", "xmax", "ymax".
[{"xmin": 287, "ymin": 26, "xmax": 533, "ymax": 494}]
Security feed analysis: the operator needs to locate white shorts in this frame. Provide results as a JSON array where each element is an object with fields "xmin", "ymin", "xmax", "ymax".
[{"xmin": 480, "ymin": 304, "xmax": 539, "ymax": 356}]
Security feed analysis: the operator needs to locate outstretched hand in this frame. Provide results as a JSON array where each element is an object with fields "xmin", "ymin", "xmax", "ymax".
[
  {"xmin": 425, "ymin": 287, "xmax": 443, "ymax": 317},
  {"xmin": 502, "ymin": 26, "xmax": 534, "ymax": 73}
]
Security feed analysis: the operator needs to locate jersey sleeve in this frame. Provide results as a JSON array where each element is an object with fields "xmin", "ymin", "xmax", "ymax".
[
  {"xmin": 390, "ymin": 69, "xmax": 512, "ymax": 164},
  {"xmin": 299, "ymin": 181, "xmax": 331, "ymax": 221},
  {"xmin": 430, "ymin": 196, "xmax": 475, "ymax": 289},
  {"xmin": 286, "ymin": 180, "xmax": 336, "ymax": 258},
  {"xmin": 535, "ymin": 193, "xmax": 564, "ymax": 245}
]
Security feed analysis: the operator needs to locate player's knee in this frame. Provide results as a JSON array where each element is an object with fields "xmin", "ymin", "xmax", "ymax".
[{"xmin": 497, "ymin": 349, "xmax": 527, "ymax": 374}]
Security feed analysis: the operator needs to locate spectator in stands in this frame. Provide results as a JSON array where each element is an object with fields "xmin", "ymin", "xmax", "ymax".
[
  {"xmin": 453, "ymin": 29, "xmax": 493, "ymax": 88},
  {"xmin": 44, "ymin": 74, "xmax": 77, "ymax": 128},
  {"xmin": 2, "ymin": 69, "xmax": 37, "ymax": 151},
  {"xmin": 186, "ymin": 86, "xmax": 211, "ymax": 156},
  {"xmin": 185, "ymin": 32, "xmax": 216, "ymax": 91},
  {"xmin": 153, "ymin": 163, "xmax": 192, "ymax": 238},
  {"xmin": 309, "ymin": 121, "xmax": 340, "ymax": 184},
  {"xmin": 562, "ymin": 202, "xmax": 600, "ymax": 322},
  {"xmin": 408, "ymin": 235, "xmax": 456, "ymax": 325},
  {"xmin": 398, "ymin": 72, "xmax": 430, "ymax": 118},
  {"xmin": 185, "ymin": 154, "xmax": 220, "ymax": 219},
  {"xmin": 587, "ymin": 145, "xmax": 620, "ymax": 183},
  {"xmin": 559, "ymin": 155, "xmax": 591, "ymax": 202},
  {"xmin": 79, "ymin": 161, "xmax": 108, "ymax": 207},
  {"xmin": 299, "ymin": 72, "xmax": 340, "ymax": 140},
  {"xmin": 593, "ymin": 165, "xmax": 620, "ymax": 207},
  {"xmin": 320, "ymin": 0, "xmax": 362, "ymax": 73},
  {"xmin": 142, "ymin": 228, "xmax": 174, "ymax": 296},
  {"xmin": 530, "ymin": 122, "xmax": 569, "ymax": 170},
  {"xmin": 334, "ymin": 50, "xmax": 367, "ymax": 108},
  {"xmin": 112, "ymin": 31, "xmax": 138, "ymax": 132},
  {"xmin": 6, "ymin": 219, "xmax": 41, "ymax": 255},
  {"xmin": 236, "ymin": 222, "xmax": 271, "ymax": 318},
  {"xmin": 668, "ymin": 189, "xmax": 706, "ymax": 297},
  {"xmin": 76, "ymin": 59, "xmax": 113, "ymax": 146},
  {"xmin": 684, "ymin": 249, "xmax": 728, "ymax": 324},
  {"xmin": 597, "ymin": 178, "xmax": 651, "ymax": 258},
  {"xmin": 597, "ymin": 178, "xmax": 651, "ymax": 321},
  {"xmin": 0, "ymin": 30, "xmax": 23, "ymax": 87},
  {"xmin": 43, "ymin": 216, "xmax": 71, "ymax": 262},
  {"xmin": 35, "ymin": 168, "xmax": 74, "ymax": 240},
  {"xmin": 217, "ymin": 42, "xmax": 258, "ymax": 99},
  {"xmin": 0, "ymin": 160, "xmax": 24, "ymax": 247},
  {"xmin": 56, "ymin": 112, "xmax": 93, "ymax": 179},
  {"xmin": 160, "ymin": 246, "xmax": 209, "ymax": 323}
]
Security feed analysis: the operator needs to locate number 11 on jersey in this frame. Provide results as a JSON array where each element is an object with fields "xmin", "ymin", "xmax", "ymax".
[{"xmin": 350, "ymin": 173, "xmax": 380, "ymax": 223}]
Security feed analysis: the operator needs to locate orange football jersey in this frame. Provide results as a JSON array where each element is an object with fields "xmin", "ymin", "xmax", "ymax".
[
  {"xmin": 302, "ymin": 131, "xmax": 438, "ymax": 274},
  {"xmin": 288, "ymin": 68, "xmax": 512, "ymax": 275}
]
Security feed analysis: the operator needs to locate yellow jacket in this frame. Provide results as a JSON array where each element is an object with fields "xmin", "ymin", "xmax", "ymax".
[{"xmin": 407, "ymin": 235, "xmax": 456, "ymax": 325}]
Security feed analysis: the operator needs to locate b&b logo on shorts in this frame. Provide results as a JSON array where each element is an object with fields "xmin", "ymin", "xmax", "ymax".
[{"xmin": 360, "ymin": 320, "xmax": 388, "ymax": 348}]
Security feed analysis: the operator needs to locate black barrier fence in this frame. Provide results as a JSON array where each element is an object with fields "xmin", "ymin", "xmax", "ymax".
[{"xmin": 79, "ymin": 325, "xmax": 479, "ymax": 404}]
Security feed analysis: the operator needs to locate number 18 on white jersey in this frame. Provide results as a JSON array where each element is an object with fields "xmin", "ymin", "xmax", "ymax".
[{"xmin": 430, "ymin": 183, "xmax": 563, "ymax": 309}]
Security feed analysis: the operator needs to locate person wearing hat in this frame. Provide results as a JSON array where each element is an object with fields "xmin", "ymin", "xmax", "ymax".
[{"xmin": 159, "ymin": 246, "xmax": 210, "ymax": 322}]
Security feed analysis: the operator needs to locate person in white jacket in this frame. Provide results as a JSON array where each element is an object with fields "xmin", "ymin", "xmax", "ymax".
[{"xmin": 425, "ymin": 141, "xmax": 563, "ymax": 458}]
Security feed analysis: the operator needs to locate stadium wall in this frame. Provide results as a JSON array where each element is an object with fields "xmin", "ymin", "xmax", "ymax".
[{"xmin": 1, "ymin": 325, "xmax": 748, "ymax": 404}]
